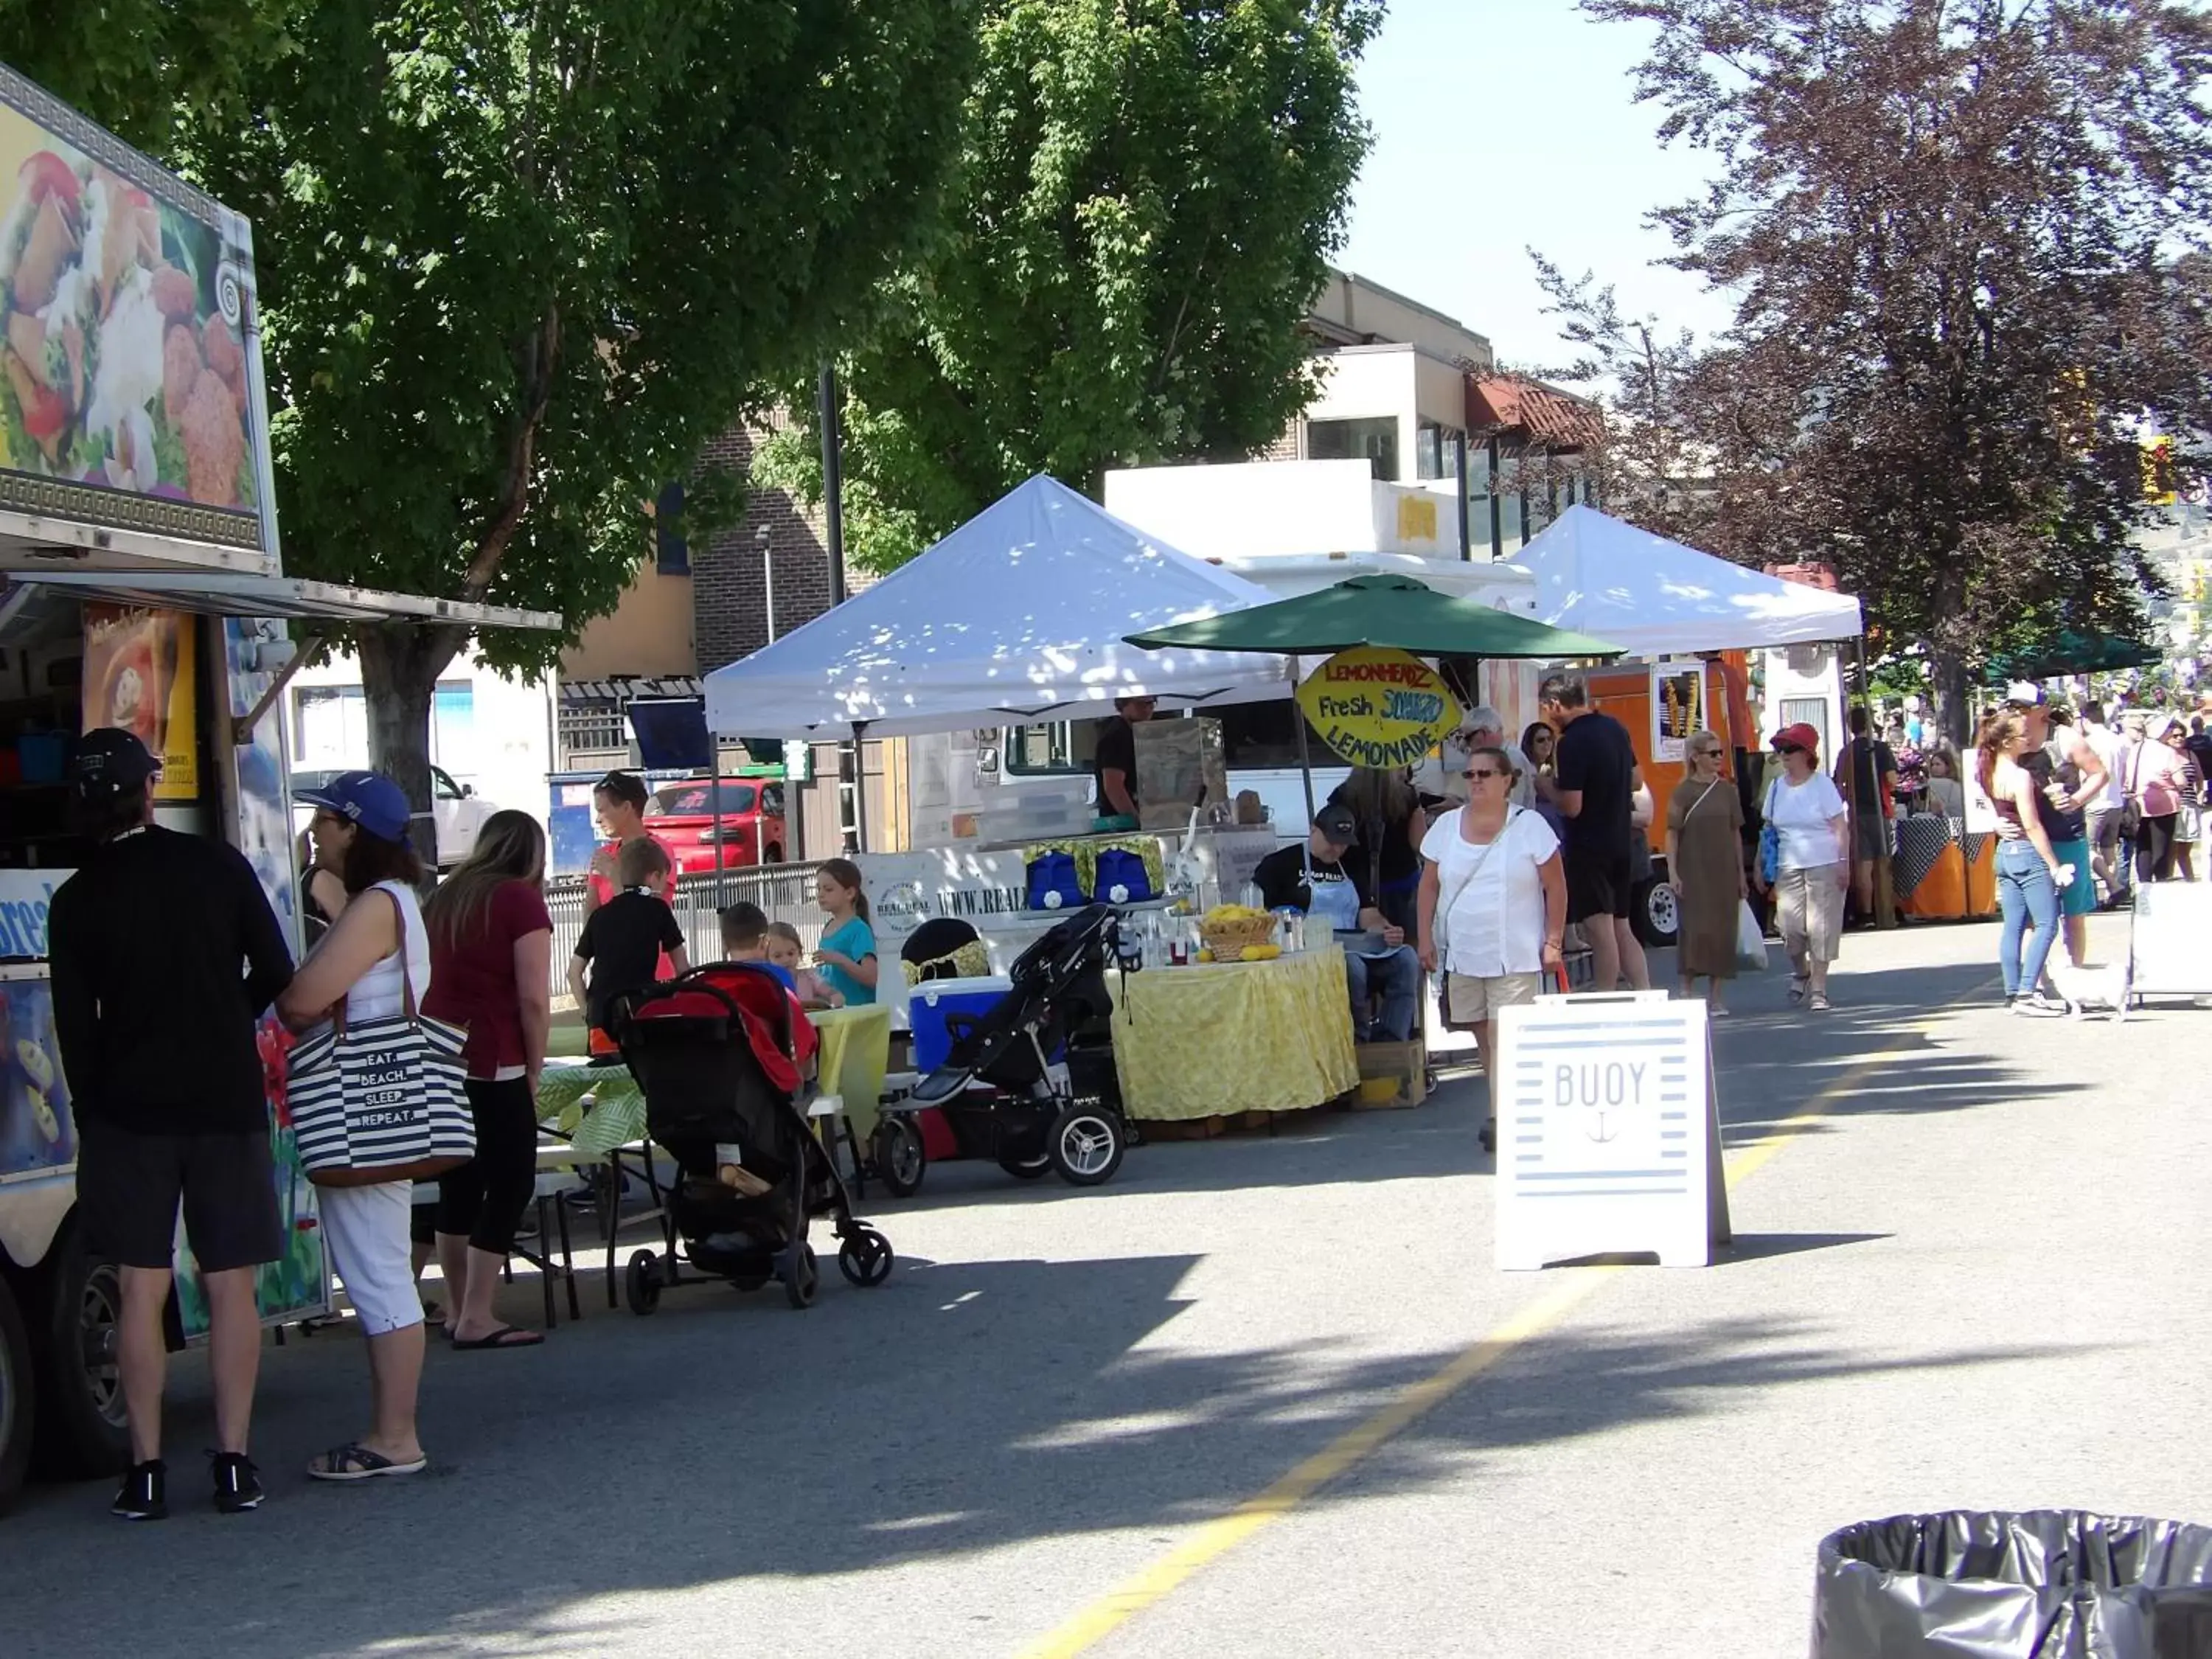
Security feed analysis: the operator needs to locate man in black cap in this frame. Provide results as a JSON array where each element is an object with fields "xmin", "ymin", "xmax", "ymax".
[
  {"xmin": 48, "ymin": 728, "xmax": 294, "ymax": 1520},
  {"xmin": 1253, "ymin": 802, "xmax": 1421, "ymax": 1043}
]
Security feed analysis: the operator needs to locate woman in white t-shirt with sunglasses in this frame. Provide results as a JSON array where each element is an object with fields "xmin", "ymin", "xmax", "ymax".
[{"xmin": 1416, "ymin": 744, "xmax": 1568, "ymax": 1098}]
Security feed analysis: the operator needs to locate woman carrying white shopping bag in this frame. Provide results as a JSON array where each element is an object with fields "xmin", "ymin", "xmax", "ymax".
[{"xmin": 280, "ymin": 771, "xmax": 471, "ymax": 1484}]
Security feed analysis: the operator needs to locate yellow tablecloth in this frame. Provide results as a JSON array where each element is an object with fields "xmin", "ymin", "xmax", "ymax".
[
  {"xmin": 813, "ymin": 1003, "xmax": 892, "ymax": 1141},
  {"xmin": 1108, "ymin": 946, "xmax": 1359, "ymax": 1121}
]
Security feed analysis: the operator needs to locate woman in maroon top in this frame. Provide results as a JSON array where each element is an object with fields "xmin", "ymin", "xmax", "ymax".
[{"xmin": 422, "ymin": 811, "xmax": 554, "ymax": 1349}]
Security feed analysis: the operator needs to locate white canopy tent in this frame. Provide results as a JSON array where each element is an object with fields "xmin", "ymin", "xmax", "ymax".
[
  {"xmin": 703, "ymin": 474, "xmax": 1291, "ymax": 741},
  {"xmin": 1516, "ymin": 504, "xmax": 1863, "ymax": 656}
]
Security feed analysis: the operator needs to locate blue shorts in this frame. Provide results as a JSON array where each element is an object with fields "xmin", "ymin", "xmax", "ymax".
[{"xmin": 2051, "ymin": 838, "xmax": 2094, "ymax": 916}]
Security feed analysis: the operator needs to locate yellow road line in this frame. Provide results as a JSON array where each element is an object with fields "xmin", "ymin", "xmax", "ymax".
[{"xmin": 1014, "ymin": 1038, "xmax": 1908, "ymax": 1659}]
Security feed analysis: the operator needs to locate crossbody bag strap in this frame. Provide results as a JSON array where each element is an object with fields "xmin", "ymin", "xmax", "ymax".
[
  {"xmin": 1435, "ymin": 807, "xmax": 1517, "ymax": 946},
  {"xmin": 383, "ymin": 883, "xmax": 422, "ymax": 1027}
]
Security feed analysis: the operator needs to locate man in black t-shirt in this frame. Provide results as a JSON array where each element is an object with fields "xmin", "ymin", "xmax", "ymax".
[
  {"xmin": 1091, "ymin": 696, "xmax": 1155, "ymax": 824},
  {"xmin": 1835, "ymin": 705, "xmax": 1900, "ymax": 922},
  {"xmin": 49, "ymin": 728, "xmax": 294, "ymax": 1520},
  {"xmin": 568, "ymin": 836, "xmax": 692, "ymax": 1037},
  {"xmin": 1540, "ymin": 671, "xmax": 1649, "ymax": 993},
  {"xmin": 1253, "ymin": 804, "xmax": 1419, "ymax": 1043}
]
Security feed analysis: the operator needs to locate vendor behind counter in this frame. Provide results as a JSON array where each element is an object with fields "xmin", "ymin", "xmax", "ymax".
[
  {"xmin": 1091, "ymin": 695, "xmax": 1154, "ymax": 830},
  {"xmin": 1252, "ymin": 804, "xmax": 1419, "ymax": 1046}
]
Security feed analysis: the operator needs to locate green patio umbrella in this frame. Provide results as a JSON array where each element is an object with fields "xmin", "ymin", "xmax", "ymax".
[
  {"xmin": 1124, "ymin": 573, "xmax": 1625, "ymax": 825},
  {"xmin": 1123, "ymin": 572, "xmax": 1627, "ymax": 659},
  {"xmin": 1983, "ymin": 630, "xmax": 2163, "ymax": 684}
]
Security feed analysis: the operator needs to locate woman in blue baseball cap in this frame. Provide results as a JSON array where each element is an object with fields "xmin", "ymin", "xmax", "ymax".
[{"xmin": 278, "ymin": 770, "xmax": 436, "ymax": 1481}]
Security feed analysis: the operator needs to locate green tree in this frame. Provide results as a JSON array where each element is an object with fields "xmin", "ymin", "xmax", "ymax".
[
  {"xmin": 145, "ymin": 1, "xmax": 977, "ymax": 829},
  {"xmin": 1554, "ymin": 0, "xmax": 2212, "ymax": 742},
  {"xmin": 0, "ymin": 0, "xmax": 293, "ymax": 150},
  {"xmin": 762, "ymin": 0, "xmax": 1381, "ymax": 574}
]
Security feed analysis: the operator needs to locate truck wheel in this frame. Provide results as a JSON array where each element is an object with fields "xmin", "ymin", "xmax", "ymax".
[
  {"xmin": 35, "ymin": 1226, "xmax": 131, "ymax": 1478},
  {"xmin": 1632, "ymin": 877, "xmax": 1680, "ymax": 949},
  {"xmin": 0, "ymin": 1273, "xmax": 32, "ymax": 1515}
]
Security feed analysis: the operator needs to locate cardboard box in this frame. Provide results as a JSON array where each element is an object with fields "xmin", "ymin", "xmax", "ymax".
[{"xmin": 1354, "ymin": 1040, "xmax": 1428, "ymax": 1109}]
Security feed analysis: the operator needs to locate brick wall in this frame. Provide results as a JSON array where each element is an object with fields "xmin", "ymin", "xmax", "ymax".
[{"xmin": 692, "ymin": 423, "xmax": 849, "ymax": 672}]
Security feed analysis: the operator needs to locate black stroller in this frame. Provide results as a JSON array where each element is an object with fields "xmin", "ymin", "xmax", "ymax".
[
  {"xmin": 613, "ymin": 963, "xmax": 894, "ymax": 1312},
  {"xmin": 908, "ymin": 904, "xmax": 1133, "ymax": 1188}
]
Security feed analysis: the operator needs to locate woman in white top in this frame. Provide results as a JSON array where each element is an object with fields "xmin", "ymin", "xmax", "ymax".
[
  {"xmin": 1753, "ymin": 724, "xmax": 1851, "ymax": 1011},
  {"xmin": 1922, "ymin": 747, "xmax": 1966, "ymax": 821},
  {"xmin": 1416, "ymin": 744, "xmax": 1567, "ymax": 1107},
  {"xmin": 278, "ymin": 772, "xmax": 434, "ymax": 1484}
]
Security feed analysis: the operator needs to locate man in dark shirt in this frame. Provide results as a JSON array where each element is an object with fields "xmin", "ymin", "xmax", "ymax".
[
  {"xmin": 568, "ymin": 835, "xmax": 691, "ymax": 1037},
  {"xmin": 1091, "ymin": 696, "xmax": 1155, "ymax": 825},
  {"xmin": 1540, "ymin": 671, "xmax": 1649, "ymax": 993},
  {"xmin": 1835, "ymin": 705, "xmax": 1900, "ymax": 922},
  {"xmin": 1253, "ymin": 804, "xmax": 1419, "ymax": 1043},
  {"xmin": 48, "ymin": 728, "xmax": 293, "ymax": 1520}
]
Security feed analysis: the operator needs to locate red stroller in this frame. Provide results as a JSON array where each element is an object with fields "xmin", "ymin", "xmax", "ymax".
[{"xmin": 612, "ymin": 962, "xmax": 893, "ymax": 1311}]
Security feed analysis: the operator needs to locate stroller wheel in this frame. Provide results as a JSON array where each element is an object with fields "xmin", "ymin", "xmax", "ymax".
[
  {"xmin": 996, "ymin": 1150, "xmax": 1053, "ymax": 1180},
  {"xmin": 783, "ymin": 1244, "xmax": 819, "ymax": 1310},
  {"xmin": 1048, "ymin": 1105, "xmax": 1125, "ymax": 1187},
  {"xmin": 625, "ymin": 1249, "xmax": 661, "ymax": 1316},
  {"xmin": 1478, "ymin": 1118, "xmax": 1496, "ymax": 1154},
  {"xmin": 838, "ymin": 1227, "xmax": 895, "ymax": 1288},
  {"xmin": 873, "ymin": 1117, "xmax": 927, "ymax": 1198}
]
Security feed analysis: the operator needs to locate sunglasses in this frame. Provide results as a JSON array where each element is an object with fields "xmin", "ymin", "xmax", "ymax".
[
  {"xmin": 1773, "ymin": 743, "xmax": 1804, "ymax": 756},
  {"xmin": 1462, "ymin": 768, "xmax": 1503, "ymax": 781}
]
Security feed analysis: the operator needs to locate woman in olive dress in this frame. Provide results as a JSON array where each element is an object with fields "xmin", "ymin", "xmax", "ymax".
[{"xmin": 1664, "ymin": 731, "xmax": 1749, "ymax": 1012}]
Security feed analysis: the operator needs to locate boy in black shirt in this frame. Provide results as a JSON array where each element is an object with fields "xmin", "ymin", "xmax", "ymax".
[
  {"xmin": 568, "ymin": 837, "xmax": 689, "ymax": 1038},
  {"xmin": 49, "ymin": 728, "xmax": 293, "ymax": 1520}
]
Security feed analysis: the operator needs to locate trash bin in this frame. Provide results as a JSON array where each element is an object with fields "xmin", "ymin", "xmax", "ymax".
[{"xmin": 1812, "ymin": 1510, "xmax": 2212, "ymax": 1658}]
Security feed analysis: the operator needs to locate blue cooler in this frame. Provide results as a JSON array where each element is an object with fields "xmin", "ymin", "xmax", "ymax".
[{"xmin": 910, "ymin": 975, "xmax": 1012, "ymax": 1076}]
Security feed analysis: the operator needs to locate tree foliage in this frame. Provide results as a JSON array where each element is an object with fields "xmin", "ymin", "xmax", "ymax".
[
  {"xmin": 0, "ymin": 0, "xmax": 294, "ymax": 152},
  {"xmin": 152, "ymin": 0, "xmax": 979, "ymax": 815},
  {"xmin": 1549, "ymin": 0, "xmax": 2212, "ymax": 739},
  {"xmin": 761, "ymin": 0, "xmax": 1382, "ymax": 574}
]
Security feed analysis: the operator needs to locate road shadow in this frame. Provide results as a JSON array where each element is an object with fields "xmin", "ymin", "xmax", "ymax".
[{"xmin": 3, "ymin": 1257, "xmax": 2089, "ymax": 1659}]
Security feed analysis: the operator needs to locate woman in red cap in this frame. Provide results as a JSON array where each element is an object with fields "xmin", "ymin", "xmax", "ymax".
[{"xmin": 1754, "ymin": 724, "xmax": 1851, "ymax": 1010}]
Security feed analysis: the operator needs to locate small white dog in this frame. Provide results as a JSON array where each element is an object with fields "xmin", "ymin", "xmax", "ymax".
[{"xmin": 2047, "ymin": 960, "xmax": 2131, "ymax": 1020}]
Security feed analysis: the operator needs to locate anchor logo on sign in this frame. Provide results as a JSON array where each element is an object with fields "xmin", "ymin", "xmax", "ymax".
[
  {"xmin": 1554, "ymin": 1060, "xmax": 1645, "ymax": 1145},
  {"xmin": 1583, "ymin": 1109, "xmax": 1621, "ymax": 1144}
]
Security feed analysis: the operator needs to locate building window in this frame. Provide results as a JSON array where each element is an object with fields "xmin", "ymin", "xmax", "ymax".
[
  {"xmin": 1416, "ymin": 422, "xmax": 1461, "ymax": 481},
  {"xmin": 654, "ymin": 481, "xmax": 689, "ymax": 574},
  {"xmin": 292, "ymin": 685, "xmax": 366, "ymax": 769},
  {"xmin": 558, "ymin": 700, "xmax": 629, "ymax": 759},
  {"xmin": 1307, "ymin": 416, "xmax": 1400, "ymax": 481}
]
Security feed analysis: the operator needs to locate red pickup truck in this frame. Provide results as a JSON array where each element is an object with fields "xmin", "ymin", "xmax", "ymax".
[{"xmin": 643, "ymin": 777, "xmax": 789, "ymax": 873}]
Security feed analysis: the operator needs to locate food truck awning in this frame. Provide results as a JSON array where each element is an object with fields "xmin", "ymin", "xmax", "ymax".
[{"xmin": 0, "ymin": 571, "xmax": 563, "ymax": 631}]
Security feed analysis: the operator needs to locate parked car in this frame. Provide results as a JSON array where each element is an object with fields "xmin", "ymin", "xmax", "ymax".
[
  {"xmin": 644, "ymin": 777, "xmax": 788, "ymax": 873},
  {"xmin": 290, "ymin": 765, "xmax": 495, "ymax": 871}
]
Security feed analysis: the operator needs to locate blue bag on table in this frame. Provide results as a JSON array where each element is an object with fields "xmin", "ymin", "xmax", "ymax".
[
  {"xmin": 1026, "ymin": 850, "xmax": 1085, "ymax": 911},
  {"xmin": 1091, "ymin": 847, "xmax": 1153, "ymax": 904}
]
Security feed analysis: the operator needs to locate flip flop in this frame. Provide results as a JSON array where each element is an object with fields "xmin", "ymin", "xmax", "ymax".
[
  {"xmin": 307, "ymin": 1443, "xmax": 428, "ymax": 1482},
  {"xmin": 450, "ymin": 1325, "xmax": 544, "ymax": 1351}
]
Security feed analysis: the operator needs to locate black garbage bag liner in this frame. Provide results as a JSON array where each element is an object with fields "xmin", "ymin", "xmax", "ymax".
[{"xmin": 1812, "ymin": 1510, "xmax": 2212, "ymax": 1658}]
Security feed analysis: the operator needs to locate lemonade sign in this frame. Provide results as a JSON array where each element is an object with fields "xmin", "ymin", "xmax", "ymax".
[{"xmin": 1296, "ymin": 646, "xmax": 1462, "ymax": 770}]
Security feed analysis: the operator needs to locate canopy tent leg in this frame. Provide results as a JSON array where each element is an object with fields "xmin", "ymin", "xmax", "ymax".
[
  {"xmin": 1290, "ymin": 659, "xmax": 1318, "ymax": 829},
  {"xmin": 847, "ymin": 720, "xmax": 872, "ymax": 855}
]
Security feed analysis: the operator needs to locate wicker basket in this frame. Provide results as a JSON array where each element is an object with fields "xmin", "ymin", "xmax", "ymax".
[{"xmin": 1199, "ymin": 915, "xmax": 1276, "ymax": 959}]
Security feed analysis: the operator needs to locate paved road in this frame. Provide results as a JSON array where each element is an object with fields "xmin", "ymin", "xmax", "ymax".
[{"xmin": 10, "ymin": 916, "xmax": 2207, "ymax": 1658}]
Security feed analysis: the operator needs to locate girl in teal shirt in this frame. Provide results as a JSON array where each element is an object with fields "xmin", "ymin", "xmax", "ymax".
[{"xmin": 812, "ymin": 858, "xmax": 878, "ymax": 1006}]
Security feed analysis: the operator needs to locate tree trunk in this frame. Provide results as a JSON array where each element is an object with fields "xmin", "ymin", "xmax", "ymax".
[
  {"xmin": 356, "ymin": 625, "xmax": 466, "ymax": 876},
  {"xmin": 1929, "ymin": 648, "xmax": 1972, "ymax": 751}
]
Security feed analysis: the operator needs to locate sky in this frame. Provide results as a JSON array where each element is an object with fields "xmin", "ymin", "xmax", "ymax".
[{"xmin": 1338, "ymin": 0, "xmax": 1737, "ymax": 373}]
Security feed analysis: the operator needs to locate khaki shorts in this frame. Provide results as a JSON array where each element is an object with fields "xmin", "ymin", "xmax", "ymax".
[{"xmin": 1446, "ymin": 971, "xmax": 1543, "ymax": 1025}]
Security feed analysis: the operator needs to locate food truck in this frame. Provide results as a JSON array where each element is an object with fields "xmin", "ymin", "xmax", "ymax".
[{"xmin": 0, "ymin": 64, "xmax": 557, "ymax": 1512}]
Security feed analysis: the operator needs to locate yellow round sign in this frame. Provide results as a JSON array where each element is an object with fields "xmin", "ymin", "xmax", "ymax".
[{"xmin": 1296, "ymin": 647, "xmax": 1463, "ymax": 771}]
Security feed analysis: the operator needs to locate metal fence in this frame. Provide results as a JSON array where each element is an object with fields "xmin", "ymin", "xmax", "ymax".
[{"xmin": 545, "ymin": 866, "xmax": 826, "ymax": 1001}]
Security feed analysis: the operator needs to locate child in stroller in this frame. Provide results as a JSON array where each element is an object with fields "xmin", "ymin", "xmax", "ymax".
[
  {"xmin": 612, "ymin": 961, "xmax": 893, "ymax": 1311},
  {"xmin": 907, "ymin": 904, "xmax": 1133, "ymax": 1188}
]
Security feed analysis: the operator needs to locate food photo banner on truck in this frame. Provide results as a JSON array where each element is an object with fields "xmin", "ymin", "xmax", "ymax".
[{"xmin": 0, "ymin": 64, "xmax": 269, "ymax": 555}]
